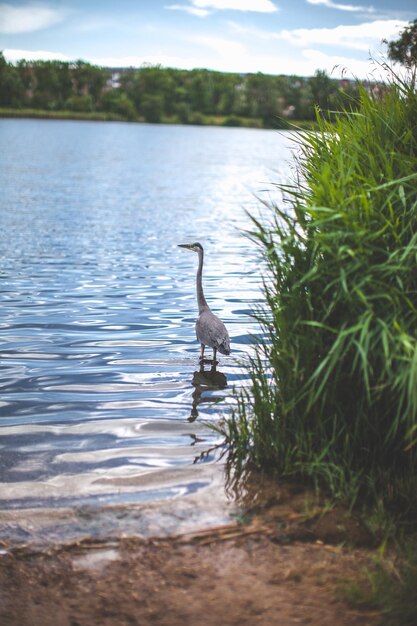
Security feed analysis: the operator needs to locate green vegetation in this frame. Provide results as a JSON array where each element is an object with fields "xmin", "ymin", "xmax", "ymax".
[
  {"xmin": 223, "ymin": 72, "xmax": 417, "ymax": 519},
  {"xmin": 342, "ymin": 539, "xmax": 417, "ymax": 625},
  {"xmin": 0, "ymin": 107, "xmax": 126, "ymax": 122},
  {"xmin": 0, "ymin": 51, "xmax": 361, "ymax": 127}
]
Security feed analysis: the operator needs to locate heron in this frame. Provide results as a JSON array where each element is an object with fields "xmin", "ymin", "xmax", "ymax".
[{"xmin": 178, "ymin": 242, "xmax": 230, "ymax": 364}]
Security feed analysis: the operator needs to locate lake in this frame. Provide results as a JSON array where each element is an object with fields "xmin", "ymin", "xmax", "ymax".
[{"xmin": 0, "ymin": 118, "xmax": 294, "ymax": 543}]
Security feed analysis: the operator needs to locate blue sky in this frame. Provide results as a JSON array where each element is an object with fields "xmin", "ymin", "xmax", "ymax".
[{"xmin": 0, "ymin": 1, "xmax": 415, "ymax": 77}]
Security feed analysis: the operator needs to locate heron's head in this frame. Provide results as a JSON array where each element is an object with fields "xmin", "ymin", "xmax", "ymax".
[{"xmin": 178, "ymin": 242, "xmax": 203, "ymax": 253}]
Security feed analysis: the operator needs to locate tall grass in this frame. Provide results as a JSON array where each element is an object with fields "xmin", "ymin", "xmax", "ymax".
[
  {"xmin": 0, "ymin": 108, "xmax": 126, "ymax": 122},
  {"xmin": 342, "ymin": 539, "xmax": 417, "ymax": 625},
  {"xmin": 227, "ymin": 73, "xmax": 417, "ymax": 510}
]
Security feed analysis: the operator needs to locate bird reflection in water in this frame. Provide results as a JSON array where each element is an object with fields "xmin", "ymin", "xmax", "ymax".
[{"xmin": 189, "ymin": 363, "xmax": 227, "ymax": 422}]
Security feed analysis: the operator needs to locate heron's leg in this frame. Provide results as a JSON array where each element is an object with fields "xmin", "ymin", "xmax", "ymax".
[
  {"xmin": 199, "ymin": 344, "xmax": 205, "ymax": 362},
  {"xmin": 211, "ymin": 348, "xmax": 217, "ymax": 372}
]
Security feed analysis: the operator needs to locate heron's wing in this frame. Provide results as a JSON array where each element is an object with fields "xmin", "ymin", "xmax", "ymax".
[{"xmin": 196, "ymin": 310, "xmax": 230, "ymax": 354}]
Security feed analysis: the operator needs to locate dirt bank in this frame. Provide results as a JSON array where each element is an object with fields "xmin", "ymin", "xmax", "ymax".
[{"xmin": 0, "ymin": 516, "xmax": 380, "ymax": 626}]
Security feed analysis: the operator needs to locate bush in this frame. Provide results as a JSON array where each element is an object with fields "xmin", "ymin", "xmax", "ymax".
[
  {"xmin": 226, "ymin": 73, "xmax": 417, "ymax": 510},
  {"xmin": 140, "ymin": 94, "xmax": 163, "ymax": 123},
  {"xmin": 188, "ymin": 111, "xmax": 204, "ymax": 125},
  {"xmin": 65, "ymin": 94, "xmax": 94, "ymax": 112},
  {"xmin": 223, "ymin": 115, "xmax": 242, "ymax": 127},
  {"xmin": 101, "ymin": 89, "xmax": 137, "ymax": 120},
  {"xmin": 344, "ymin": 539, "xmax": 417, "ymax": 625},
  {"xmin": 175, "ymin": 102, "xmax": 191, "ymax": 124}
]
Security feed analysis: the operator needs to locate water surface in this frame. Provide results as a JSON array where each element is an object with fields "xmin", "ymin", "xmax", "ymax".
[{"xmin": 0, "ymin": 119, "xmax": 294, "ymax": 542}]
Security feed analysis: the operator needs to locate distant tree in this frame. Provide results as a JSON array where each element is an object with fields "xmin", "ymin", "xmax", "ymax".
[
  {"xmin": 140, "ymin": 93, "xmax": 163, "ymax": 123},
  {"xmin": 101, "ymin": 89, "xmax": 136, "ymax": 120},
  {"xmin": 0, "ymin": 51, "xmax": 24, "ymax": 106},
  {"xmin": 12, "ymin": 59, "xmax": 71, "ymax": 109},
  {"xmin": 162, "ymin": 69, "xmax": 179, "ymax": 115},
  {"xmin": 244, "ymin": 73, "xmax": 262, "ymax": 118},
  {"xmin": 175, "ymin": 101, "xmax": 191, "ymax": 124},
  {"xmin": 172, "ymin": 85, "xmax": 189, "ymax": 114},
  {"xmin": 188, "ymin": 111, "xmax": 204, "ymax": 125},
  {"xmin": 223, "ymin": 114, "xmax": 242, "ymax": 127},
  {"xmin": 65, "ymin": 94, "xmax": 94, "ymax": 112},
  {"xmin": 53, "ymin": 62, "xmax": 73, "ymax": 106},
  {"xmin": 118, "ymin": 69, "xmax": 136, "ymax": 95},
  {"xmin": 215, "ymin": 74, "xmax": 238, "ymax": 115},
  {"xmin": 189, "ymin": 70, "xmax": 212, "ymax": 113},
  {"xmin": 31, "ymin": 61, "xmax": 62, "ymax": 109},
  {"xmin": 309, "ymin": 69, "xmax": 338, "ymax": 113},
  {"xmin": 280, "ymin": 75, "xmax": 306, "ymax": 118},
  {"xmin": 129, "ymin": 65, "xmax": 175, "ymax": 117},
  {"xmin": 72, "ymin": 61, "xmax": 107, "ymax": 105},
  {"xmin": 245, "ymin": 72, "xmax": 280, "ymax": 125},
  {"xmin": 386, "ymin": 19, "xmax": 417, "ymax": 69},
  {"xmin": 0, "ymin": 55, "xmax": 388, "ymax": 124}
]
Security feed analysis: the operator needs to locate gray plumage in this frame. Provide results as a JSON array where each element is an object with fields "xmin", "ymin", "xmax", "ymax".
[{"xmin": 178, "ymin": 242, "xmax": 230, "ymax": 362}]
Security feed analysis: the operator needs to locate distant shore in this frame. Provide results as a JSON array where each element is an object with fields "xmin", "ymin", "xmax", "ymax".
[{"xmin": 0, "ymin": 107, "xmax": 317, "ymax": 130}]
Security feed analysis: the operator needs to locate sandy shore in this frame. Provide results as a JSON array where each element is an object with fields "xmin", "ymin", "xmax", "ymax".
[{"xmin": 0, "ymin": 508, "xmax": 381, "ymax": 626}]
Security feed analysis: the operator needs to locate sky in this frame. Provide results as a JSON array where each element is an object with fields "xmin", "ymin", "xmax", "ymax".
[{"xmin": 0, "ymin": 0, "xmax": 415, "ymax": 78}]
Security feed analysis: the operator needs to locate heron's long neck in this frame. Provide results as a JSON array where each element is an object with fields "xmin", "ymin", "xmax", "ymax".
[{"xmin": 196, "ymin": 249, "xmax": 208, "ymax": 313}]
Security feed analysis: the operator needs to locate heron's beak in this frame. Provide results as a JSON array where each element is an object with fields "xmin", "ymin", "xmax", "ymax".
[{"xmin": 178, "ymin": 244, "xmax": 193, "ymax": 250}]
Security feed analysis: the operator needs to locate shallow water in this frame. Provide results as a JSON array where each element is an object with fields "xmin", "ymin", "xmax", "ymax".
[{"xmin": 0, "ymin": 119, "xmax": 294, "ymax": 542}]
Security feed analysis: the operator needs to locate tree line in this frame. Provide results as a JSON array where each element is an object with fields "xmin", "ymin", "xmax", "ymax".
[
  {"xmin": 0, "ymin": 51, "xmax": 362, "ymax": 127},
  {"xmin": 1, "ymin": 20, "xmax": 416, "ymax": 128},
  {"xmin": 112, "ymin": 64, "xmax": 360, "ymax": 125}
]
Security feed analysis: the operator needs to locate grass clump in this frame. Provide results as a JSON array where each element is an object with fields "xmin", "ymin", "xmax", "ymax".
[
  {"xmin": 342, "ymin": 539, "xmax": 417, "ymax": 625},
  {"xmin": 0, "ymin": 108, "xmax": 126, "ymax": 122},
  {"xmin": 227, "ymin": 72, "xmax": 417, "ymax": 512}
]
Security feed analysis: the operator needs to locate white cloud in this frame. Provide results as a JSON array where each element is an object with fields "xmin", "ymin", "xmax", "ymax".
[
  {"xmin": 227, "ymin": 18, "xmax": 407, "ymax": 54},
  {"xmin": 4, "ymin": 48, "xmax": 70, "ymax": 62},
  {"xmin": 165, "ymin": 4, "xmax": 210, "ymax": 17},
  {"xmin": 165, "ymin": 0, "xmax": 278, "ymax": 16},
  {"xmin": 3, "ymin": 13, "xmax": 404, "ymax": 81},
  {"xmin": 188, "ymin": 34, "xmax": 246, "ymax": 57},
  {"xmin": 3, "ymin": 45, "xmax": 397, "ymax": 78},
  {"xmin": 0, "ymin": 2, "xmax": 65, "ymax": 34},
  {"xmin": 75, "ymin": 18, "xmax": 120, "ymax": 33},
  {"xmin": 301, "ymin": 47, "xmax": 390, "ymax": 78},
  {"xmin": 92, "ymin": 54, "xmax": 203, "ymax": 69},
  {"xmin": 306, "ymin": 0, "xmax": 375, "ymax": 12},
  {"xmin": 193, "ymin": 0, "xmax": 278, "ymax": 11},
  {"xmin": 95, "ymin": 35, "xmax": 248, "ymax": 69},
  {"xmin": 279, "ymin": 19, "xmax": 408, "ymax": 51}
]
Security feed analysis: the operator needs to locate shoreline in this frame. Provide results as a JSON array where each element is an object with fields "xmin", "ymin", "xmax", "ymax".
[
  {"xmin": 0, "ymin": 503, "xmax": 380, "ymax": 626},
  {"xmin": 0, "ymin": 108, "xmax": 317, "ymax": 130}
]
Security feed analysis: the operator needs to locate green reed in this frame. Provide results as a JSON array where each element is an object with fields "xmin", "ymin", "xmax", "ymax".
[
  {"xmin": 341, "ymin": 538, "xmax": 417, "ymax": 625},
  {"xmin": 227, "ymin": 73, "xmax": 417, "ymax": 510}
]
